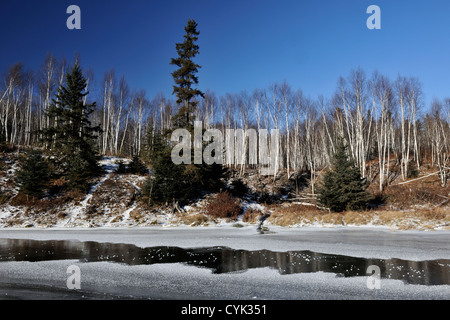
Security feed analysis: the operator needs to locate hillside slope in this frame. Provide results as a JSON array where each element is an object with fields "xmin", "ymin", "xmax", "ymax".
[{"xmin": 0, "ymin": 151, "xmax": 449, "ymax": 230}]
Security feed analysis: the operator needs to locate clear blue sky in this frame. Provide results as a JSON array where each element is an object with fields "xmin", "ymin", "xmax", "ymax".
[{"xmin": 1, "ymin": 0, "xmax": 450, "ymax": 108}]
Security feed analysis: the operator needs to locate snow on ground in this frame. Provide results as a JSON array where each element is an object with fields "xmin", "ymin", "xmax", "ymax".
[
  {"xmin": 98, "ymin": 156, "xmax": 129, "ymax": 172},
  {"xmin": 65, "ymin": 173, "xmax": 113, "ymax": 226},
  {"xmin": 0, "ymin": 156, "xmax": 151, "ymax": 229}
]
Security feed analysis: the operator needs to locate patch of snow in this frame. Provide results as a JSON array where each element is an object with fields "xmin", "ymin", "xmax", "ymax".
[
  {"xmin": 242, "ymin": 201, "xmax": 266, "ymax": 213},
  {"xmin": 66, "ymin": 173, "xmax": 112, "ymax": 226}
]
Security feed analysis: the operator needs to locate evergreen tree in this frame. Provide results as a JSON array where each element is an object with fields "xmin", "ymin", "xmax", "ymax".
[
  {"xmin": 142, "ymin": 19, "xmax": 225, "ymax": 208},
  {"xmin": 170, "ymin": 19, "xmax": 225, "ymax": 192},
  {"xmin": 229, "ymin": 178, "xmax": 249, "ymax": 197},
  {"xmin": 170, "ymin": 19, "xmax": 204, "ymax": 130},
  {"xmin": 317, "ymin": 139, "xmax": 370, "ymax": 212},
  {"xmin": 15, "ymin": 150, "xmax": 51, "ymax": 199},
  {"xmin": 142, "ymin": 133, "xmax": 196, "ymax": 206},
  {"xmin": 41, "ymin": 62, "xmax": 101, "ymax": 191},
  {"xmin": 128, "ymin": 154, "xmax": 148, "ymax": 175},
  {"xmin": 115, "ymin": 160, "xmax": 127, "ymax": 174}
]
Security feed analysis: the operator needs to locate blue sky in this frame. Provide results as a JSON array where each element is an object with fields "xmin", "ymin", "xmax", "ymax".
[{"xmin": 1, "ymin": 0, "xmax": 450, "ymax": 108}]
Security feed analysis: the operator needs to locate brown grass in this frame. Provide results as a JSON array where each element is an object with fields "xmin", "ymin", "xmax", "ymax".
[
  {"xmin": 86, "ymin": 176, "xmax": 136, "ymax": 217},
  {"xmin": 266, "ymin": 204, "xmax": 323, "ymax": 226},
  {"xmin": 343, "ymin": 211, "xmax": 375, "ymax": 225},
  {"xmin": 322, "ymin": 213, "xmax": 344, "ymax": 225},
  {"xmin": 374, "ymin": 207, "xmax": 450, "ymax": 229},
  {"xmin": 89, "ymin": 177, "xmax": 135, "ymax": 206},
  {"xmin": 264, "ymin": 202, "xmax": 450, "ymax": 230},
  {"xmin": 129, "ymin": 208, "xmax": 143, "ymax": 221},
  {"xmin": 9, "ymin": 190, "xmax": 84, "ymax": 215},
  {"xmin": 384, "ymin": 181, "xmax": 447, "ymax": 209},
  {"xmin": 179, "ymin": 213, "xmax": 211, "ymax": 226},
  {"xmin": 109, "ymin": 216, "xmax": 122, "ymax": 224},
  {"xmin": 242, "ymin": 208, "xmax": 262, "ymax": 224}
]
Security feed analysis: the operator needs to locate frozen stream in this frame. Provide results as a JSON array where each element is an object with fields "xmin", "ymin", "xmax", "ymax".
[{"xmin": 0, "ymin": 226, "xmax": 449, "ymax": 299}]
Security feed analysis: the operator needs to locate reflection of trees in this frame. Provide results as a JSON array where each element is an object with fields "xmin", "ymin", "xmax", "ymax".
[
  {"xmin": 386, "ymin": 259, "xmax": 449, "ymax": 285},
  {"xmin": 215, "ymin": 249, "xmax": 373, "ymax": 276},
  {"xmin": 0, "ymin": 239, "xmax": 448, "ymax": 285}
]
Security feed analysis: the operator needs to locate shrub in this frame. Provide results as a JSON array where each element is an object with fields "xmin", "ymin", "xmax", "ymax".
[
  {"xmin": 115, "ymin": 160, "xmax": 127, "ymax": 174},
  {"xmin": 205, "ymin": 191, "xmax": 243, "ymax": 220},
  {"xmin": 128, "ymin": 155, "xmax": 148, "ymax": 175},
  {"xmin": 407, "ymin": 163, "xmax": 419, "ymax": 179},
  {"xmin": 229, "ymin": 178, "xmax": 248, "ymax": 197}
]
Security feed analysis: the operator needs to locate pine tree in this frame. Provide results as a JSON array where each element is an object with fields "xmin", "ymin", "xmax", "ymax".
[
  {"xmin": 142, "ymin": 133, "xmax": 196, "ymax": 206},
  {"xmin": 142, "ymin": 19, "xmax": 225, "ymax": 208},
  {"xmin": 170, "ymin": 19, "xmax": 225, "ymax": 191},
  {"xmin": 317, "ymin": 139, "xmax": 370, "ymax": 212},
  {"xmin": 41, "ymin": 62, "xmax": 101, "ymax": 192},
  {"xmin": 170, "ymin": 19, "xmax": 204, "ymax": 130},
  {"xmin": 128, "ymin": 154, "xmax": 148, "ymax": 175},
  {"xmin": 15, "ymin": 150, "xmax": 51, "ymax": 200}
]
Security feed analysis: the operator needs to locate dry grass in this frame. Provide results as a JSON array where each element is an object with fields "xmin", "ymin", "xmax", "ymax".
[
  {"xmin": 384, "ymin": 181, "xmax": 448, "ymax": 209},
  {"xmin": 374, "ymin": 207, "xmax": 450, "ymax": 230},
  {"xmin": 322, "ymin": 213, "xmax": 344, "ymax": 225},
  {"xmin": 179, "ymin": 213, "xmax": 211, "ymax": 226},
  {"xmin": 129, "ymin": 208, "xmax": 144, "ymax": 222},
  {"xmin": 343, "ymin": 211, "xmax": 375, "ymax": 225},
  {"xmin": 242, "ymin": 208, "xmax": 263, "ymax": 223},
  {"xmin": 264, "ymin": 202, "xmax": 450, "ymax": 230},
  {"xmin": 266, "ymin": 204, "xmax": 323, "ymax": 226},
  {"xmin": 8, "ymin": 189, "xmax": 85, "ymax": 217},
  {"xmin": 89, "ymin": 177, "xmax": 135, "ymax": 208},
  {"xmin": 85, "ymin": 176, "xmax": 136, "ymax": 218},
  {"xmin": 5, "ymin": 215, "xmax": 23, "ymax": 227},
  {"xmin": 109, "ymin": 215, "xmax": 122, "ymax": 224}
]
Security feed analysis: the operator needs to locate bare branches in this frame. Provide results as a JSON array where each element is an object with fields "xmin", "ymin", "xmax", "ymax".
[{"xmin": 1, "ymin": 57, "xmax": 450, "ymax": 194}]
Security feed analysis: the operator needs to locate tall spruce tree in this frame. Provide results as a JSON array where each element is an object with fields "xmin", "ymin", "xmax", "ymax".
[
  {"xmin": 169, "ymin": 19, "xmax": 225, "ymax": 198},
  {"xmin": 317, "ymin": 139, "xmax": 370, "ymax": 212},
  {"xmin": 170, "ymin": 19, "xmax": 204, "ymax": 130},
  {"xmin": 143, "ymin": 19, "xmax": 225, "ymax": 207},
  {"xmin": 41, "ymin": 62, "xmax": 101, "ymax": 192}
]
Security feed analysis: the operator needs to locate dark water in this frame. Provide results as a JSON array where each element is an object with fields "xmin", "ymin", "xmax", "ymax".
[{"xmin": 0, "ymin": 238, "xmax": 448, "ymax": 285}]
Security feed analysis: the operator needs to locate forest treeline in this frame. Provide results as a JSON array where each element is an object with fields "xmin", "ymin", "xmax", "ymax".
[{"xmin": 1, "ymin": 54, "xmax": 450, "ymax": 191}]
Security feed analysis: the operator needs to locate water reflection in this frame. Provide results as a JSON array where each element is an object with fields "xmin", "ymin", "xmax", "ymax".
[{"xmin": 0, "ymin": 239, "xmax": 448, "ymax": 285}]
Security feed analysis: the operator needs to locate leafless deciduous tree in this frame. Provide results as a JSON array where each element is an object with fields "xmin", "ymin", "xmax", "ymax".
[{"xmin": 2, "ymin": 57, "xmax": 450, "ymax": 190}]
